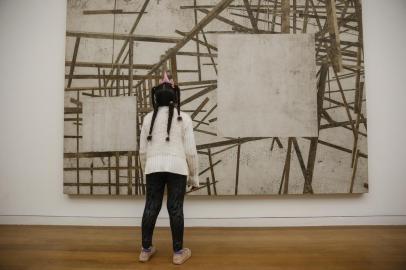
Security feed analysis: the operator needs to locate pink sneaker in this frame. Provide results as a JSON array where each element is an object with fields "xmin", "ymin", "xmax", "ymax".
[
  {"xmin": 138, "ymin": 246, "xmax": 157, "ymax": 262},
  {"xmin": 172, "ymin": 247, "xmax": 192, "ymax": 265}
]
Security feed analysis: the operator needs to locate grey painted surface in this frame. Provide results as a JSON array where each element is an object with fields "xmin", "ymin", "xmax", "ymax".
[
  {"xmin": 82, "ymin": 96, "xmax": 138, "ymax": 152},
  {"xmin": 217, "ymin": 33, "xmax": 318, "ymax": 137}
]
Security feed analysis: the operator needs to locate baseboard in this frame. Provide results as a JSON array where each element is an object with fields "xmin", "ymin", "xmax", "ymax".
[{"xmin": 1, "ymin": 214, "xmax": 406, "ymax": 227}]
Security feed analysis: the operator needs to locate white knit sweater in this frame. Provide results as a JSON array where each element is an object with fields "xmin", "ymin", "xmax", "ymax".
[{"xmin": 139, "ymin": 106, "xmax": 200, "ymax": 188}]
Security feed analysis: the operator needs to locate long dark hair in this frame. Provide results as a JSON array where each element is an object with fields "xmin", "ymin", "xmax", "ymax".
[{"xmin": 146, "ymin": 82, "xmax": 182, "ymax": 142}]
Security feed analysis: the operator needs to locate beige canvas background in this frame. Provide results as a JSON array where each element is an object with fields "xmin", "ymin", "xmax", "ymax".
[{"xmin": 63, "ymin": 0, "xmax": 368, "ymax": 196}]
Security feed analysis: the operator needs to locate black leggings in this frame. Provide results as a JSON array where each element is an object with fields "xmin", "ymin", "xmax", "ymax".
[{"xmin": 141, "ymin": 171, "xmax": 187, "ymax": 252}]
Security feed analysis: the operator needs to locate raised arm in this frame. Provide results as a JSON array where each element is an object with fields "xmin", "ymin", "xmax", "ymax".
[{"xmin": 183, "ymin": 114, "xmax": 200, "ymax": 188}]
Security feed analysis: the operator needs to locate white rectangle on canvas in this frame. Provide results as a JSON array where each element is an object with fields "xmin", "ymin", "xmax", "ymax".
[
  {"xmin": 82, "ymin": 96, "xmax": 138, "ymax": 152},
  {"xmin": 217, "ymin": 33, "xmax": 318, "ymax": 137}
]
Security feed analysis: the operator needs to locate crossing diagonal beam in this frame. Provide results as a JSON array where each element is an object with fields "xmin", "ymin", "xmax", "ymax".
[{"xmin": 134, "ymin": 0, "xmax": 235, "ymax": 89}]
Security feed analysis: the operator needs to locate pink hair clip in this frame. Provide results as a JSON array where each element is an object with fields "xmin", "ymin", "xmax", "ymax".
[{"xmin": 159, "ymin": 70, "xmax": 175, "ymax": 88}]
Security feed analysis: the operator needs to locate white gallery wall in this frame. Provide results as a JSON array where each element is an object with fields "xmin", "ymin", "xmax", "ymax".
[{"xmin": 0, "ymin": 0, "xmax": 405, "ymax": 227}]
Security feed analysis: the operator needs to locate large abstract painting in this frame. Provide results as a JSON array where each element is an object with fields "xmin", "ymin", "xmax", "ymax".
[{"xmin": 63, "ymin": 0, "xmax": 368, "ymax": 196}]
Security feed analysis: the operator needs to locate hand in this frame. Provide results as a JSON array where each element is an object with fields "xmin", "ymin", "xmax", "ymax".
[{"xmin": 187, "ymin": 175, "xmax": 199, "ymax": 190}]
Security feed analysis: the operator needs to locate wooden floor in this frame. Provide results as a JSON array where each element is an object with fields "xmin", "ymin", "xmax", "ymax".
[{"xmin": 0, "ymin": 225, "xmax": 405, "ymax": 270}]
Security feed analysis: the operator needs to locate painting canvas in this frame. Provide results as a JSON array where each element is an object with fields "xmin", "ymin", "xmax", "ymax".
[{"xmin": 63, "ymin": 0, "xmax": 368, "ymax": 196}]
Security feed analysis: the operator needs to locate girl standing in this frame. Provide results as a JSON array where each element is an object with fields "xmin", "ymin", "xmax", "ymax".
[{"xmin": 138, "ymin": 71, "xmax": 200, "ymax": 265}]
